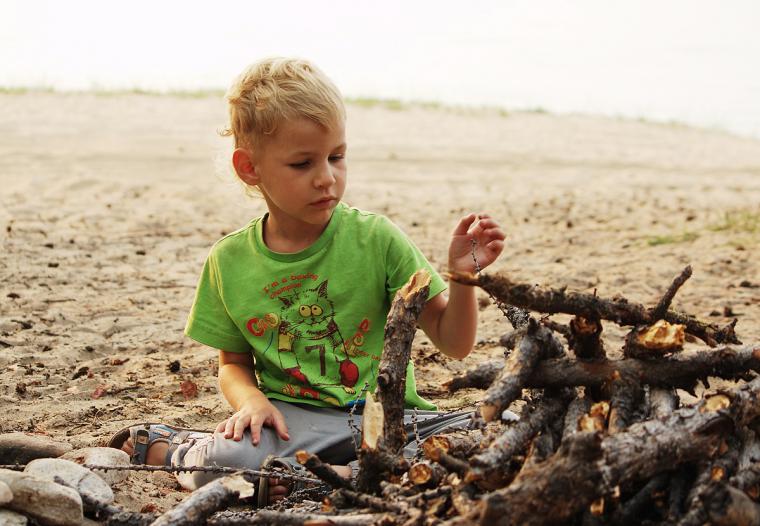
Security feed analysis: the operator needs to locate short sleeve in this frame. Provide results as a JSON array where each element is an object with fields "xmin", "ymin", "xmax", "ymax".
[
  {"xmin": 184, "ymin": 252, "xmax": 251, "ymax": 353},
  {"xmin": 382, "ymin": 218, "xmax": 447, "ymax": 305}
]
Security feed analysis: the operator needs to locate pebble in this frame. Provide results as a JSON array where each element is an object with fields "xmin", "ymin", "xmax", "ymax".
[
  {"xmin": 25, "ymin": 458, "xmax": 114, "ymax": 504},
  {"xmin": 0, "ymin": 479, "xmax": 12, "ymax": 504},
  {"xmin": 0, "ymin": 469, "xmax": 83, "ymax": 526},
  {"xmin": 0, "ymin": 432, "xmax": 73, "ymax": 464},
  {"xmin": 0, "ymin": 509, "xmax": 28, "ymax": 525},
  {"xmin": 61, "ymin": 446, "xmax": 131, "ymax": 486}
]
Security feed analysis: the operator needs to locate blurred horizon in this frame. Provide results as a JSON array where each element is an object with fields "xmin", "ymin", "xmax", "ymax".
[{"xmin": 2, "ymin": 0, "xmax": 759, "ymax": 138}]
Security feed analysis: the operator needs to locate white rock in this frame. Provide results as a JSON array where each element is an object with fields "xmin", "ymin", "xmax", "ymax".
[
  {"xmin": 0, "ymin": 469, "xmax": 82, "ymax": 526},
  {"xmin": 61, "ymin": 446, "xmax": 131, "ymax": 486},
  {"xmin": 0, "ymin": 509, "xmax": 28, "ymax": 525},
  {"xmin": 25, "ymin": 458, "xmax": 114, "ymax": 504},
  {"xmin": 0, "ymin": 479, "xmax": 12, "ymax": 505},
  {"xmin": 0, "ymin": 432, "xmax": 73, "ymax": 464}
]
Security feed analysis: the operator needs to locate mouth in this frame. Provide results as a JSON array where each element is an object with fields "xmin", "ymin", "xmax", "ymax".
[{"xmin": 310, "ymin": 197, "xmax": 338, "ymax": 207}]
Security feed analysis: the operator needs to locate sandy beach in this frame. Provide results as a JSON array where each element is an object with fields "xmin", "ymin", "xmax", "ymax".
[{"xmin": 1, "ymin": 92, "xmax": 759, "ymax": 512}]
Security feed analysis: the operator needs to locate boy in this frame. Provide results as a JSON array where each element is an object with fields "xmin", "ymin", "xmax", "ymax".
[{"xmin": 110, "ymin": 58, "xmax": 504, "ymax": 503}]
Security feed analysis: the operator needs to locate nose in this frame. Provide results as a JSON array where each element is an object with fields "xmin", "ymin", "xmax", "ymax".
[{"xmin": 313, "ymin": 160, "xmax": 336, "ymax": 188}]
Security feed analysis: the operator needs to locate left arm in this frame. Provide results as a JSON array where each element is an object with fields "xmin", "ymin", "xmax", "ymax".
[{"xmin": 418, "ymin": 213, "xmax": 505, "ymax": 360}]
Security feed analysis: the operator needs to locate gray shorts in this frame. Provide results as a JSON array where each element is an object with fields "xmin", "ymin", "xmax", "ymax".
[{"xmin": 173, "ymin": 400, "xmax": 472, "ymax": 490}]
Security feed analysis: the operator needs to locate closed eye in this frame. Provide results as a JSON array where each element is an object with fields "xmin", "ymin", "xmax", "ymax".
[
  {"xmin": 329, "ymin": 154, "xmax": 345, "ymax": 162},
  {"xmin": 289, "ymin": 160, "xmax": 310, "ymax": 169}
]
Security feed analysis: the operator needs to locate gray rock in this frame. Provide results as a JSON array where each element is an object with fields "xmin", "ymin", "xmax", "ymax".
[
  {"xmin": 0, "ymin": 509, "xmax": 28, "ymax": 525},
  {"xmin": 0, "ymin": 469, "xmax": 83, "ymax": 526},
  {"xmin": 0, "ymin": 433, "xmax": 73, "ymax": 464},
  {"xmin": 25, "ymin": 458, "xmax": 113, "ymax": 504},
  {"xmin": 0, "ymin": 479, "xmax": 12, "ymax": 504},
  {"xmin": 61, "ymin": 446, "xmax": 130, "ymax": 486}
]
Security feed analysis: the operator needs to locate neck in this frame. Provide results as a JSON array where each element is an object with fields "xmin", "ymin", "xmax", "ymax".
[{"xmin": 263, "ymin": 211, "xmax": 330, "ymax": 254}]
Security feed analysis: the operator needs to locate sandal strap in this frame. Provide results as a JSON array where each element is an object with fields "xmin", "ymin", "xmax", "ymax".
[{"xmin": 130, "ymin": 424, "xmax": 192, "ymax": 465}]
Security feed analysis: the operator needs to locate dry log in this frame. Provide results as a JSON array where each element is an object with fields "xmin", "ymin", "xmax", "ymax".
[
  {"xmin": 473, "ymin": 431, "xmax": 604, "ymax": 526},
  {"xmin": 607, "ymin": 371, "xmax": 644, "ymax": 434},
  {"xmin": 408, "ymin": 461, "xmax": 446, "ymax": 488},
  {"xmin": 233, "ymin": 510, "xmax": 386, "ymax": 525},
  {"xmin": 443, "ymin": 359, "xmax": 502, "ymax": 392},
  {"xmin": 702, "ymin": 481, "xmax": 760, "ymax": 526},
  {"xmin": 648, "ymin": 387, "xmax": 679, "ymax": 420},
  {"xmin": 540, "ymin": 318, "xmax": 572, "ymax": 343},
  {"xmin": 653, "ymin": 265, "xmax": 693, "ymax": 320},
  {"xmin": 678, "ymin": 433, "xmax": 743, "ymax": 526},
  {"xmin": 356, "ymin": 270, "xmax": 430, "ymax": 494},
  {"xmin": 467, "ymin": 377, "xmax": 760, "ymax": 526},
  {"xmin": 479, "ymin": 318, "xmax": 563, "ymax": 422},
  {"xmin": 569, "ymin": 315, "xmax": 606, "ymax": 361},
  {"xmin": 151, "ymin": 472, "xmax": 255, "ymax": 526},
  {"xmin": 578, "ymin": 401, "xmax": 609, "ymax": 433},
  {"xmin": 667, "ymin": 469, "xmax": 694, "ymax": 523},
  {"xmin": 295, "ymin": 450, "xmax": 353, "ymax": 491},
  {"xmin": 468, "ymin": 390, "xmax": 573, "ymax": 486},
  {"xmin": 421, "ymin": 429, "xmax": 485, "ymax": 461},
  {"xmin": 449, "ymin": 271, "xmax": 741, "ymax": 346},
  {"xmin": 527, "ymin": 344, "xmax": 760, "ymax": 392},
  {"xmin": 624, "ymin": 320, "xmax": 685, "ymax": 359},
  {"xmin": 447, "ymin": 344, "xmax": 760, "ymax": 395},
  {"xmin": 376, "ymin": 269, "xmax": 431, "ymax": 451},
  {"xmin": 334, "ymin": 488, "xmax": 406, "ymax": 514},
  {"xmin": 562, "ymin": 393, "xmax": 592, "ymax": 440},
  {"xmin": 732, "ymin": 462, "xmax": 760, "ymax": 501},
  {"xmin": 611, "ymin": 473, "xmax": 669, "ymax": 526},
  {"xmin": 437, "ymin": 452, "xmax": 470, "ymax": 478}
]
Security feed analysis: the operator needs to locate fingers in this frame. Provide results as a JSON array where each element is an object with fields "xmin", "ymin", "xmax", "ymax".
[
  {"xmin": 271, "ymin": 409, "xmax": 291, "ymax": 441},
  {"xmin": 452, "ymin": 213, "xmax": 478, "ymax": 236},
  {"xmin": 249, "ymin": 416, "xmax": 265, "ymax": 445},
  {"xmin": 215, "ymin": 419, "xmax": 227, "ymax": 434}
]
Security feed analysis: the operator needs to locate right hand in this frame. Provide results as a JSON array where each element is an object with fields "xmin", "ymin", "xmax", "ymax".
[{"xmin": 215, "ymin": 395, "xmax": 290, "ymax": 445}]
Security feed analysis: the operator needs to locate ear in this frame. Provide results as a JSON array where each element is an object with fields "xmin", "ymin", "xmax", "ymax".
[
  {"xmin": 278, "ymin": 295, "xmax": 293, "ymax": 307},
  {"xmin": 232, "ymin": 148, "xmax": 260, "ymax": 186},
  {"xmin": 316, "ymin": 280, "xmax": 329, "ymax": 298}
]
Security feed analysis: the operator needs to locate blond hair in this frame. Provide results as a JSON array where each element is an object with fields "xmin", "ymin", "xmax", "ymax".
[{"xmin": 221, "ymin": 57, "xmax": 346, "ymax": 149}]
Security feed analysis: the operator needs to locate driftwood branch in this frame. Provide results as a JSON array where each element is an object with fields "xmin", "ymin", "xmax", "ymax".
[
  {"xmin": 479, "ymin": 318, "xmax": 563, "ymax": 422},
  {"xmin": 469, "ymin": 390, "xmax": 573, "ymax": 486},
  {"xmin": 356, "ymin": 269, "xmax": 430, "ymax": 494},
  {"xmin": 653, "ymin": 265, "xmax": 692, "ymax": 320},
  {"xmin": 295, "ymin": 450, "xmax": 353, "ymax": 491},
  {"xmin": 447, "ymin": 344, "xmax": 760, "ymax": 393},
  {"xmin": 449, "ymin": 271, "xmax": 741, "ymax": 346},
  {"xmin": 151, "ymin": 473, "xmax": 254, "ymax": 526}
]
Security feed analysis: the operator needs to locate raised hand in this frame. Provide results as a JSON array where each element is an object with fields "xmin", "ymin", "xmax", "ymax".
[{"xmin": 448, "ymin": 213, "xmax": 505, "ymax": 274}]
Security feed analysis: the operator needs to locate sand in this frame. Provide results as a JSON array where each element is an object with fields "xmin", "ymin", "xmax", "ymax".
[{"xmin": 1, "ymin": 92, "xmax": 759, "ymax": 512}]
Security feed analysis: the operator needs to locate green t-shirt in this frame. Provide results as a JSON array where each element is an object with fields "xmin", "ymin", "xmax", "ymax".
[{"xmin": 185, "ymin": 203, "xmax": 446, "ymax": 410}]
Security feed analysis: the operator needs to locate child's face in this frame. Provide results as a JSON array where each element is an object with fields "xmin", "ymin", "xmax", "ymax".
[{"xmin": 252, "ymin": 117, "xmax": 347, "ymax": 231}]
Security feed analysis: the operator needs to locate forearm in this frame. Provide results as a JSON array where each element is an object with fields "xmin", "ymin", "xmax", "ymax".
[
  {"xmin": 434, "ymin": 282, "xmax": 478, "ymax": 360},
  {"xmin": 218, "ymin": 362, "xmax": 267, "ymax": 411}
]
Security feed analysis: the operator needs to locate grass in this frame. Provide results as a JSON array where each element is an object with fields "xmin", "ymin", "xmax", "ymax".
[
  {"xmin": 708, "ymin": 209, "xmax": 760, "ymax": 234},
  {"xmin": 647, "ymin": 231, "xmax": 699, "ymax": 246},
  {"xmin": 645, "ymin": 209, "xmax": 760, "ymax": 247},
  {"xmin": 0, "ymin": 85, "xmax": 225, "ymax": 98}
]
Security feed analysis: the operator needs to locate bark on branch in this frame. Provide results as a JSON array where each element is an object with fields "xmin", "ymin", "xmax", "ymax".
[
  {"xmin": 356, "ymin": 269, "xmax": 431, "ymax": 494},
  {"xmin": 449, "ymin": 271, "xmax": 741, "ymax": 346}
]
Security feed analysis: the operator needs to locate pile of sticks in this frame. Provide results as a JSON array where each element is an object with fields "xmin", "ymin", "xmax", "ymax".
[{"xmin": 227, "ymin": 265, "xmax": 760, "ymax": 526}]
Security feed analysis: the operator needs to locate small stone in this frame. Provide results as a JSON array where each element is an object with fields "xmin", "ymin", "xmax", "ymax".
[
  {"xmin": 25, "ymin": 458, "xmax": 114, "ymax": 504},
  {"xmin": 0, "ymin": 479, "xmax": 12, "ymax": 504},
  {"xmin": 0, "ymin": 432, "xmax": 73, "ymax": 464},
  {"xmin": 0, "ymin": 469, "xmax": 83, "ymax": 526},
  {"xmin": 61, "ymin": 447, "xmax": 131, "ymax": 486},
  {"xmin": 0, "ymin": 509, "xmax": 28, "ymax": 525}
]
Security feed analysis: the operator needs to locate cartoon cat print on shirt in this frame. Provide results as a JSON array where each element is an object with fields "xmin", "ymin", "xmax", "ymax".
[{"xmin": 276, "ymin": 280, "xmax": 360, "ymax": 395}]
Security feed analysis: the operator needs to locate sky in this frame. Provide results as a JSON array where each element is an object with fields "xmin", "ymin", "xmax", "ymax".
[{"xmin": 2, "ymin": 0, "xmax": 759, "ymax": 137}]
